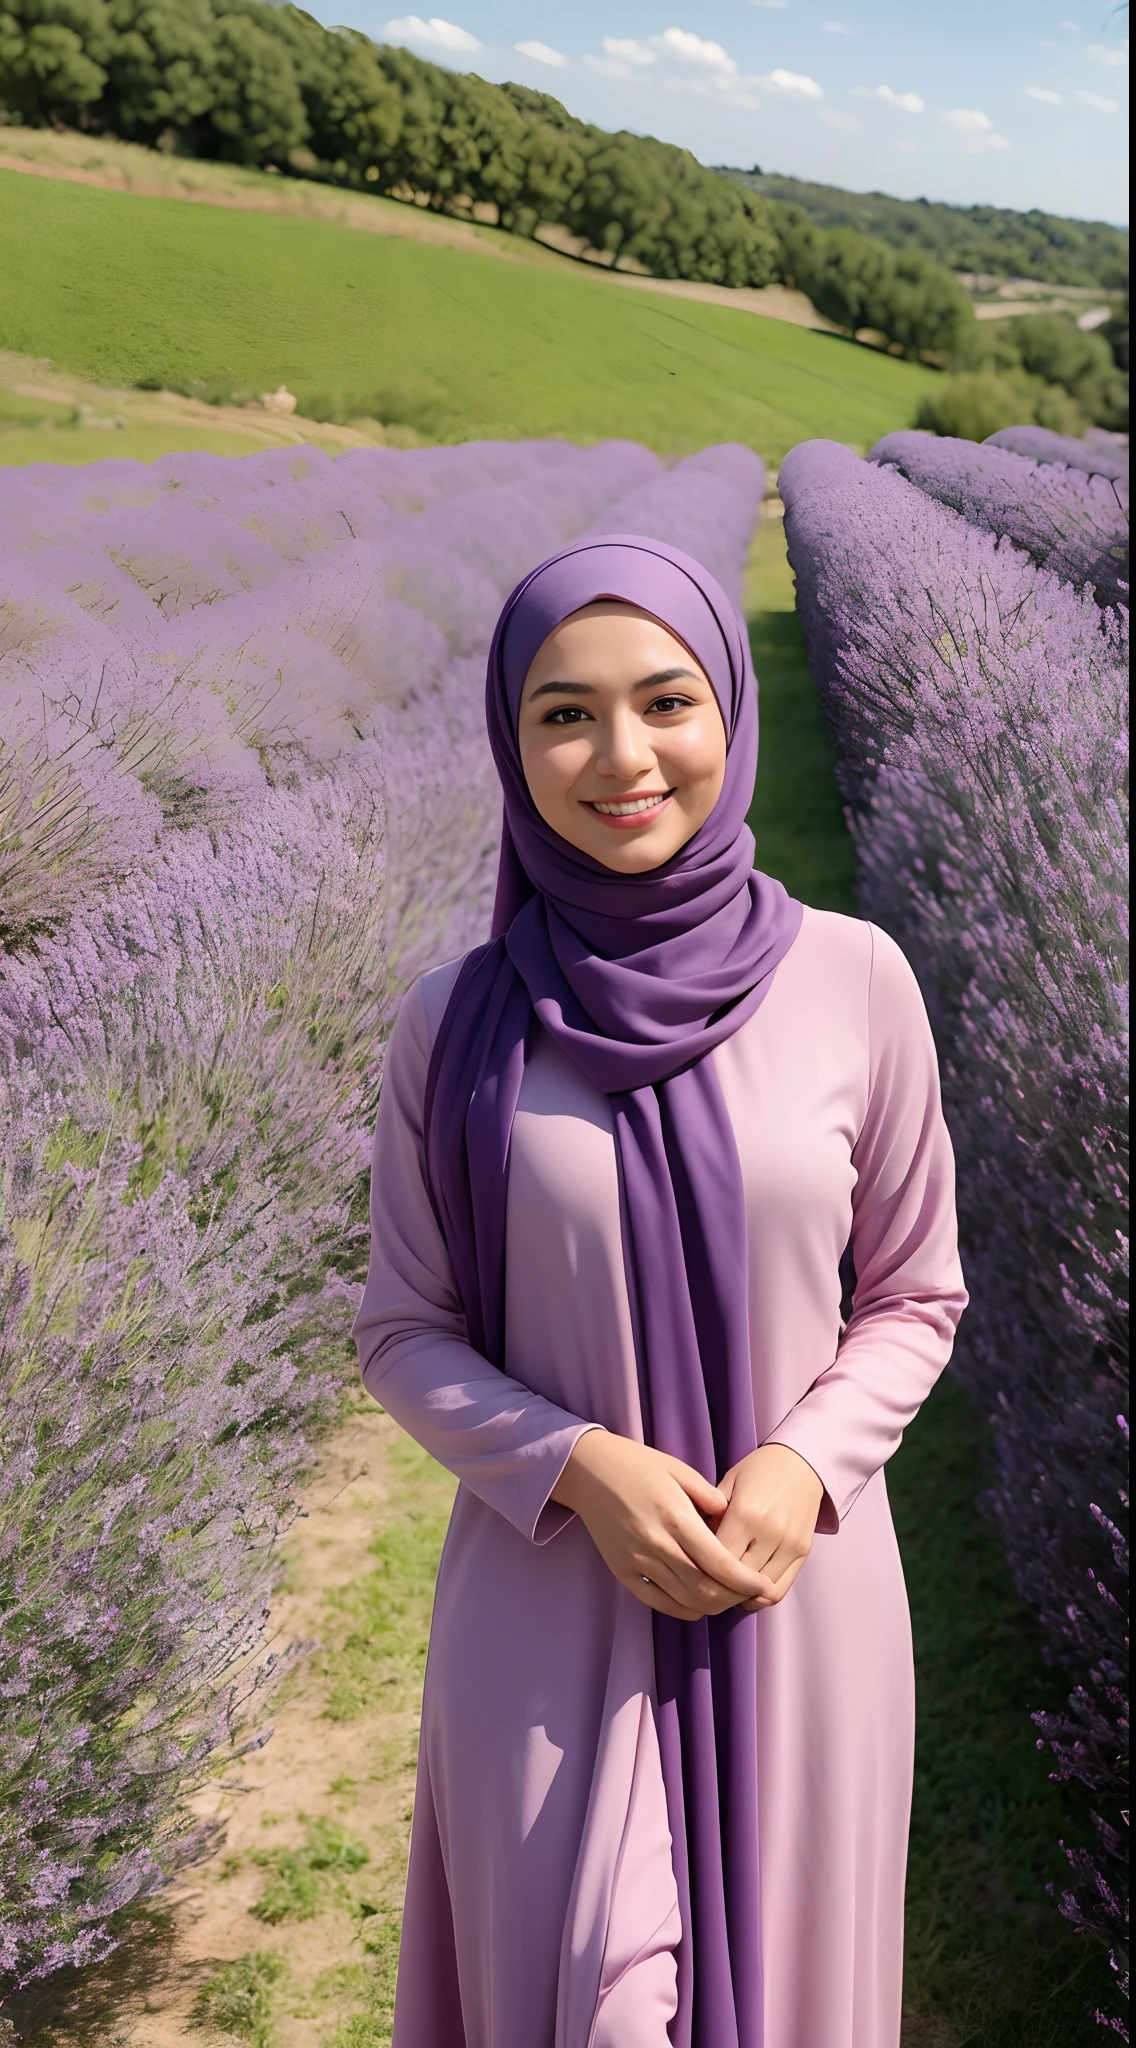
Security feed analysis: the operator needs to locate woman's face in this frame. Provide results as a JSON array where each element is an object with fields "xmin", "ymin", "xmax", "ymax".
[{"xmin": 517, "ymin": 602, "xmax": 728, "ymax": 874}]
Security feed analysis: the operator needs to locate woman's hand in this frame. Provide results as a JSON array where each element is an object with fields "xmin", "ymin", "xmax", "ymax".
[
  {"xmin": 714, "ymin": 1444, "xmax": 826, "ymax": 1611},
  {"xmin": 551, "ymin": 1430, "xmax": 776, "ymax": 1621}
]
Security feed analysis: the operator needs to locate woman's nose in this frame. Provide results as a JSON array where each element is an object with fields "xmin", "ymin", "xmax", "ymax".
[{"xmin": 595, "ymin": 712, "xmax": 654, "ymax": 780}]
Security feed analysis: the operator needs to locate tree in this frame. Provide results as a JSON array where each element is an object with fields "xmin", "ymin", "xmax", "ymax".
[
  {"xmin": 102, "ymin": 0, "xmax": 221, "ymax": 144},
  {"xmin": 867, "ymin": 251, "xmax": 974, "ymax": 361},
  {"xmin": 0, "ymin": 0, "xmax": 112, "ymax": 124},
  {"xmin": 206, "ymin": 9, "xmax": 307, "ymax": 164},
  {"xmin": 725, "ymin": 167, "xmax": 1129, "ymax": 294},
  {"xmin": 799, "ymin": 227, "xmax": 893, "ymax": 336},
  {"xmin": 914, "ymin": 368, "xmax": 1084, "ymax": 441}
]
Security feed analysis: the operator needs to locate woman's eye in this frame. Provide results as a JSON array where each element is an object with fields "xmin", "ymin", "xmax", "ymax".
[
  {"xmin": 649, "ymin": 695, "xmax": 693, "ymax": 715},
  {"xmin": 544, "ymin": 705, "xmax": 591, "ymax": 725}
]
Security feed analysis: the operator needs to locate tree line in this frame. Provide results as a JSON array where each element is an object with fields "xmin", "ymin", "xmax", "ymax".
[
  {"xmin": 727, "ymin": 169, "xmax": 1129, "ymax": 295},
  {"xmin": 915, "ymin": 305, "xmax": 1129, "ymax": 438},
  {"xmin": 1, "ymin": 0, "xmax": 973, "ymax": 358}
]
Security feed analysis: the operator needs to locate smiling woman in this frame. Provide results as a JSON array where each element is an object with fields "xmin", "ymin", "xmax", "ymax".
[
  {"xmin": 517, "ymin": 601, "xmax": 727, "ymax": 871},
  {"xmin": 352, "ymin": 529, "xmax": 968, "ymax": 2048}
]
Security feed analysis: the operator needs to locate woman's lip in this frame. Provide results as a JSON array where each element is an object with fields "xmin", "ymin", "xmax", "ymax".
[{"xmin": 581, "ymin": 792, "xmax": 675, "ymax": 829}]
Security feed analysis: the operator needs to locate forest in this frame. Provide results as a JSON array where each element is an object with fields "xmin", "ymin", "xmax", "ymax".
[{"xmin": 727, "ymin": 169, "xmax": 1129, "ymax": 293}]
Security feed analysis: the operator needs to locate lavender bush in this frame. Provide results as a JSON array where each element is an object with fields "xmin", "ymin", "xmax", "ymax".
[
  {"xmin": 868, "ymin": 430, "xmax": 1129, "ymax": 610},
  {"xmin": 0, "ymin": 437, "xmax": 765, "ymax": 1996},
  {"xmin": 986, "ymin": 423, "xmax": 1130, "ymax": 485},
  {"xmin": 780, "ymin": 436, "xmax": 1129, "ymax": 2029}
]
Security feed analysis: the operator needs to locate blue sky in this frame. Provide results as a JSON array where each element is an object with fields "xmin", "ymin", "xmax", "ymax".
[{"xmin": 306, "ymin": 1, "xmax": 1129, "ymax": 223}]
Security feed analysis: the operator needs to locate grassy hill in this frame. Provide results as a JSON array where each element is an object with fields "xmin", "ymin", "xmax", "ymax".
[{"xmin": 0, "ymin": 167, "xmax": 938, "ymax": 467}]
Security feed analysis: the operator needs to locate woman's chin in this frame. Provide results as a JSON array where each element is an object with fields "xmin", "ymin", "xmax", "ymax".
[{"xmin": 582, "ymin": 827, "xmax": 689, "ymax": 874}]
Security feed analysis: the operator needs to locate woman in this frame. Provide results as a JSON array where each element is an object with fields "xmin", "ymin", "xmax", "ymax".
[{"xmin": 353, "ymin": 535, "xmax": 967, "ymax": 2048}]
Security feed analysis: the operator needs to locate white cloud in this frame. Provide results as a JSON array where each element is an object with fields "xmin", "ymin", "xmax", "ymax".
[
  {"xmin": 384, "ymin": 15, "xmax": 479, "ymax": 51},
  {"xmin": 939, "ymin": 107, "xmax": 1012, "ymax": 151},
  {"xmin": 1074, "ymin": 88, "xmax": 1119, "ymax": 110},
  {"xmin": 514, "ymin": 39, "xmax": 568, "ymax": 67},
  {"xmin": 1025, "ymin": 85, "xmax": 1063, "ymax": 103},
  {"xmin": 820, "ymin": 108, "xmax": 860, "ymax": 128},
  {"xmin": 602, "ymin": 35, "xmax": 657, "ymax": 67},
  {"xmin": 757, "ymin": 67, "xmax": 823, "ymax": 98},
  {"xmin": 657, "ymin": 28, "xmax": 737, "ymax": 72},
  {"xmin": 822, "ymin": 20, "xmax": 855, "ymax": 33},
  {"xmin": 880, "ymin": 84, "xmax": 924, "ymax": 112},
  {"xmin": 587, "ymin": 26, "xmax": 816, "ymax": 111},
  {"xmin": 1088, "ymin": 42, "xmax": 1128, "ymax": 66},
  {"xmin": 854, "ymin": 83, "xmax": 923, "ymax": 111},
  {"xmin": 606, "ymin": 26, "xmax": 754, "ymax": 99},
  {"xmin": 750, "ymin": 0, "xmax": 790, "ymax": 8},
  {"xmin": 1058, "ymin": 19, "xmax": 1079, "ymax": 29}
]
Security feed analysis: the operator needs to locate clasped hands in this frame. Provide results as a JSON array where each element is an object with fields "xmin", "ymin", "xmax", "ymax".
[{"xmin": 551, "ymin": 1430, "xmax": 826, "ymax": 1623}]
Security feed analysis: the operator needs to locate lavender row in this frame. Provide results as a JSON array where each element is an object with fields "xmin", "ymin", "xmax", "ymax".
[
  {"xmin": 868, "ymin": 430, "xmax": 1129, "ymax": 610},
  {"xmin": 986, "ymin": 423, "xmax": 1129, "ymax": 484},
  {"xmin": 0, "ymin": 438, "xmax": 766, "ymax": 1990},
  {"xmin": 780, "ymin": 437, "xmax": 1129, "ymax": 2027}
]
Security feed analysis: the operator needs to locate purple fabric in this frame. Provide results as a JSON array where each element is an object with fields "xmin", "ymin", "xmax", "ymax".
[{"xmin": 422, "ymin": 533, "xmax": 803, "ymax": 2047}]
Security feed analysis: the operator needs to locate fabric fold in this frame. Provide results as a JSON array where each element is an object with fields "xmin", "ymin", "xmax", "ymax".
[{"xmin": 422, "ymin": 533, "xmax": 803, "ymax": 2047}]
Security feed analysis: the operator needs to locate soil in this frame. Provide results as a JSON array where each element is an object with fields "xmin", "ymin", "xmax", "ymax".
[{"xmin": 0, "ymin": 347, "xmax": 410, "ymax": 457}]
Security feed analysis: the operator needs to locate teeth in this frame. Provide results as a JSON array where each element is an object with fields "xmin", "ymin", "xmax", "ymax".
[{"xmin": 590, "ymin": 796, "xmax": 668, "ymax": 816}]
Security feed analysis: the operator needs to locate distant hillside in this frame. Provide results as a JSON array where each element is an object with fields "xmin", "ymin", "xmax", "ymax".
[
  {"xmin": 0, "ymin": 167, "xmax": 941, "ymax": 468},
  {"xmin": 722, "ymin": 170, "xmax": 1129, "ymax": 293}
]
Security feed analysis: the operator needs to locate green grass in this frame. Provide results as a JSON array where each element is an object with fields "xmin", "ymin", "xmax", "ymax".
[
  {"xmin": 319, "ymin": 1429, "xmax": 456, "ymax": 1725},
  {"xmin": 314, "ymin": 1940, "xmax": 401, "ymax": 2048},
  {"xmin": 249, "ymin": 1817, "xmax": 370, "ymax": 1926},
  {"xmin": 0, "ymin": 169, "xmax": 938, "ymax": 462},
  {"xmin": 188, "ymin": 1950, "xmax": 286, "ymax": 2048},
  {"xmin": 746, "ymin": 515, "xmax": 857, "ymax": 911},
  {"xmin": 893, "ymin": 1378, "xmax": 1102, "ymax": 2046},
  {"xmin": 748, "ymin": 524, "xmax": 1107, "ymax": 2045}
]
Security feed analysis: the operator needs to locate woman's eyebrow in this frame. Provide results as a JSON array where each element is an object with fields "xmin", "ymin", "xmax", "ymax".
[{"xmin": 528, "ymin": 666, "xmax": 699, "ymax": 701}]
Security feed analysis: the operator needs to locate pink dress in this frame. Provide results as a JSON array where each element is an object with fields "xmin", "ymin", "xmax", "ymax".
[{"xmin": 353, "ymin": 907, "xmax": 967, "ymax": 2048}]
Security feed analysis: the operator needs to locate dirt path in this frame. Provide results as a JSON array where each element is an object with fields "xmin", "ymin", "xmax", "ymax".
[{"xmin": 0, "ymin": 347, "xmax": 409, "ymax": 462}]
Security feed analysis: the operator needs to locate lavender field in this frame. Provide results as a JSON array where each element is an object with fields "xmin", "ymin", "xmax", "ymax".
[
  {"xmin": 0, "ymin": 437, "xmax": 765, "ymax": 1995},
  {"xmin": 0, "ymin": 422, "xmax": 1128, "ymax": 2044},
  {"xmin": 782, "ymin": 423, "xmax": 1129, "ymax": 2035}
]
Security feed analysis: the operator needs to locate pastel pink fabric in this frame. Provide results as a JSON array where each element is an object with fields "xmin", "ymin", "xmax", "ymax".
[
  {"xmin": 427, "ymin": 533, "xmax": 802, "ymax": 2048},
  {"xmin": 353, "ymin": 906, "xmax": 967, "ymax": 2047}
]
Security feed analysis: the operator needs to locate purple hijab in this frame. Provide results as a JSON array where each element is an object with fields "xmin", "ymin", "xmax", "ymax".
[{"xmin": 423, "ymin": 535, "xmax": 802, "ymax": 2047}]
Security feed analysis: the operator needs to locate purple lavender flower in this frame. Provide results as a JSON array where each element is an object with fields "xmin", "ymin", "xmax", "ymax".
[
  {"xmin": 869, "ymin": 430, "xmax": 1128, "ymax": 610},
  {"xmin": 985, "ymin": 424, "xmax": 1129, "ymax": 485},
  {"xmin": 780, "ymin": 435, "xmax": 1129, "ymax": 2030},
  {"xmin": 0, "ymin": 437, "xmax": 762, "ymax": 1992}
]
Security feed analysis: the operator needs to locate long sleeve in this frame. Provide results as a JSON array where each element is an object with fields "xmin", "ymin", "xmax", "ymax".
[
  {"xmin": 766, "ymin": 925, "xmax": 968, "ymax": 1530},
  {"xmin": 351, "ymin": 969, "xmax": 596, "ymax": 1544}
]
